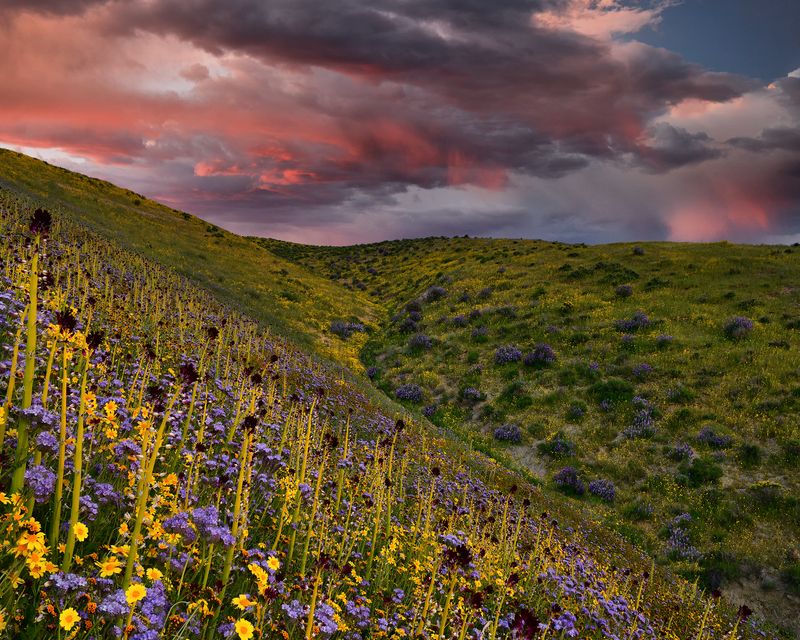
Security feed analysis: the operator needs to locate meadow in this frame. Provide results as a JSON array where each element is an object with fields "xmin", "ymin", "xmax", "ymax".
[
  {"xmin": 0, "ymin": 151, "xmax": 792, "ymax": 639},
  {"xmin": 260, "ymin": 236, "xmax": 800, "ymax": 634}
]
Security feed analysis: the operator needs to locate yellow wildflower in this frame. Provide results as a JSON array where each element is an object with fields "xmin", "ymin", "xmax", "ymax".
[
  {"xmin": 234, "ymin": 618, "xmax": 255, "ymax": 640},
  {"xmin": 74, "ymin": 522, "xmax": 88, "ymax": 542},
  {"xmin": 97, "ymin": 556, "xmax": 122, "ymax": 577},
  {"xmin": 59, "ymin": 607, "xmax": 80, "ymax": 631},
  {"xmin": 125, "ymin": 583, "xmax": 147, "ymax": 605}
]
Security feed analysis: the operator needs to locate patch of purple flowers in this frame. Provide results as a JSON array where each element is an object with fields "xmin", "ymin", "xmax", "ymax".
[
  {"xmin": 553, "ymin": 467, "xmax": 585, "ymax": 495},
  {"xmin": 495, "ymin": 345, "xmax": 522, "ymax": 364},
  {"xmin": 523, "ymin": 343, "xmax": 556, "ymax": 367},
  {"xmin": 588, "ymin": 479, "xmax": 616, "ymax": 502},
  {"xmin": 723, "ymin": 316, "xmax": 753, "ymax": 339},
  {"xmin": 394, "ymin": 383, "xmax": 423, "ymax": 403},
  {"xmin": 493, "ymin": 424, "xmax": 522, "ymax": 444}
]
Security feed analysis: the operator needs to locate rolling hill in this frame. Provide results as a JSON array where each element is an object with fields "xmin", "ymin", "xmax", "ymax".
[{"xmin": 0, "ymin": 149, "xmax": 796, "ymax": 637}]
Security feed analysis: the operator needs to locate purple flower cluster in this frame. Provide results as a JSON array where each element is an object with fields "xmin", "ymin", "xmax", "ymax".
[
  {"xmin": 330, "ymin": 320, "xmax": 366, "ymax": 339},
  {"xmin": 493, "ymin": 424, "xmax": 522, "ymax": 444},
  {"xmin": 553, "ymin": 467, "xmax": 585, "ymax": 495},
  {"xmin": 192, "ymin": 505, "xmax": 235, "ymax": 546},
  {"xmin": 408, "ymin": 333, "xmax": 433, "ymax": 350},
  {"xmin": 623, "ymin": 397, "xmax": 656, "ymax": 439},
  {"xmin": 632, "ymin": 362, "xmax": 652, "ymax": 378},
  {"xmin": 24, "ymin": 464, "xmax": 56, "ymax": 503},
  {"xmin": 394, "ymin": 383, "xmax": 423, "ymax": 403},
  {"xmin": 723, "ymin": 316, "xmax": 753, "ymax": 339},
  {"xmin": 494, "ymin": 345, "xmax": 522, "ymax": 364},
  {"xmin": 523, "ymin": 343, "xmax": 556, "ymax": 367},
  {"xmin": 697, "ymin": 426, "xmax": 732, "ymax": 449},
  {"xmin": 615, "ymin": 284, "xmax": 633, "ymax": 298},
  {"xmin": 588, "ymin": 479, "xmax": 616, "ymax": 502},
  {"xmin": 615, "ymin": 311, "xmax": 650, "ymax": 332},
  {"xmin": 669, "ymin": 442, "xmax": 695, "ymax": 461},
  {"xmin": 461, "ymin": 387, "xmax": 483, "ymax": 402}
]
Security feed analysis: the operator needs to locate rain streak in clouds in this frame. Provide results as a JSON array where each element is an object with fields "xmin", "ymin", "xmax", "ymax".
[{"xmin": 0, "ymin": 0, "xmax": 798, "ymax": 243}]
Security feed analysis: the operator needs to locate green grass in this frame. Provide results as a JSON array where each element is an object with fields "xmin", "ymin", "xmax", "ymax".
[
  {"xmin": 2, "ymin": 149, "xmax": 800, "ymax": 634},
  {"xmin": 259, "ymin": 235, "xmax": 800, "ymax": 633},
  {"xmin": 0, "ymin": 148, "xmax": 378, "ymax": 371}
]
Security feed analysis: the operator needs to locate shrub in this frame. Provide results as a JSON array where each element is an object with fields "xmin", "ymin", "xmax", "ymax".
[
  {"xmin": 588, "ymin": 378, "xmax": 634, "ymax": 405},
  {"xmin": 588, "ymin": 479, "xmax": 616, "ymax": 502},
  {"xmin": 423, "ymin": 286, "xmax": 447, "ymax": 302},
  {"xmin": 330, "ymin": 320, "xmax": 366, "ymax": 339},
  {"xmin": 784, "ymin": 439, "xmax": 800, "ymax": 464},
  {"xmin": 748, "ymin": 480, "xmax": 783, "ymax": 508},
  {"xmin": 493, "ymin": 424, "xmax": 522, "ymax": 444},
  {"xmin": 656, "ymin": 334, "xmax": 674, "ymax": 348},
  {"xmin": 399, "ymin": 318, "xmax": 418, "ymax": 333},
  {"xmin": 523, "ymin": 343, "xmax": 556, "ymax": 367},
  {"xmin": 566, "ymin": 401, "xmax": 586, "ymax": 421},
  {"xmin": 615, "ymin": 311, "xmax": 650, "ymax": 332},
  {"xmin": 452, "ymin": 315, "xmax": 468, "ymax": 327},
  {"xmin": 461, "ymin": 387, "xmax": 483, "ymax": 402},
  {"xmin": 632, "ymin": 363, "xmax": 652, "ymax": 379},
  {"xmin": 723, "ymin": 316, "xmax": 753, "ymax": 339},
  {"xmin": 615, "ymin": 284, "xmax": 633, "ymax": 298},
  {"xmin": 697, "ymin": 426, "xmax": 732, "ymax": 450},
  {"xmin": 537, "ymin": 432, "xmax": 576, "ymax": 458},
  {"xmin": 633, "ymin": 246, "xmax": 645, "ymax": 255},
  {"xmin": 553, "ymin": 467, "xmax": 585, "ymax": 496},
  {"xmin": 471, "ymin": 326, "xmax": 488, "ymax": 341},
  {"xmin": 395, "ymin": 384, "xmax": 423, "ymax": 403},
  {"xmin": 668, "ymin": 442, "xmax": 694, "ymax": 461},
  {"xmin": 366, "ymin": 366, "xmax": 378, "ymax": 379},
  {"xmin": 494, "ymin": 345, "xmax": 522, "ymax": 364},
  {"xmin": 738, "ymin": 443, "xmax": 761, "ymax": 468},
  {"xmin": 781, "ymin": 562, "xmax": 800, "ymax": 593},
  {"xmin": 622, "ymin": 499, "xmax": 654, "ymax": 521},
  {"xmin": 422, "ymin": 404, "xmax": 437, "ymax": 418},
  {"xmin": 408, "ymin": 333, "xmax": 433, "ymax": 350},
  {"xmin": 623, "ymin": 397, "xmax": 656, "ymax": 439},
  {"xmin": 683, "ymin": 456, "xmax": 723, "ymax": 486},
  {"xmin": 664, "ymin": 513, "xmax": 700, "ymax": 561}
]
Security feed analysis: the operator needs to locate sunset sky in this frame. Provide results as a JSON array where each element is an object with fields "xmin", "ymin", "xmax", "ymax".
[{"xmin": 1, "ymin": 0, "xmax": 798, "ymax": 244}]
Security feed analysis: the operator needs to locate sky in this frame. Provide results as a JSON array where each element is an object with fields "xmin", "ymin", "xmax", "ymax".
[{"xmin": 1, "ymin": 0, "xmax": 798, "ymax": 245}]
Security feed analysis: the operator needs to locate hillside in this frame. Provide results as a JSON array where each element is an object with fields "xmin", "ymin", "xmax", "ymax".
[
  {"xmin": 0, "ymin": 169, "xmax": 779, "ymax": 638},
  {"xmin": 259, "ymin": 235, "xmax": 800, "ymax": 633},
  {"xmin": 0, "ymin": 148, "xmax": 378, "ymax": 372}
]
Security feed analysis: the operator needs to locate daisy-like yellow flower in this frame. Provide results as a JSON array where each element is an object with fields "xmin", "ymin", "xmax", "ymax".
[
  {"xmin": 125, "ymin": 583, "xmax": 147, "ymax": 605},
  {"xmin": 59, "ymin": 607, "xmax": 80, "ymax": 631},
  {"xmin": 0, "ymin": 491, "xmax": 9, "ymax": 504},
  {"xmin": 232, "ymin": 594, "xmax": 254, "ymax": 610},
  {"xmin": 0, "ymin": 607, "xmax": 7, "ymax": 632},
  {"xmin": 73, "ymin": 522, "xmax": 88, "ymax": 542},
  {"xmin": 146, "ymin": 568, "xmax": 163, "ymax": 581},
  {"xmin": 234, "ymin": 618, "xmax": 255, "ymax": 640},
  {"xmin": 118, "ymin": 522, "xmax": 129, "ymax": 536},
  {"xmin": 267, "ymin": 556, "xmax": 281, "ymax": 572},
  {"xmin": 96, "ymin": 556, "xmax": 122, "ymax": 577}
]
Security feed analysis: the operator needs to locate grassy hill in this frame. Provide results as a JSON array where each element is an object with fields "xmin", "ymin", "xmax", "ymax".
[
  {"xmin": 260, "ymin": 235, "xmax": 800, "ymax": 633},
  {"xmin": 0, "ymin": 148, "xmax": 378, "ymax": 372},
  {"xmin": 0, "ymin": 149, "xmax": 794, "ymax": 637}
]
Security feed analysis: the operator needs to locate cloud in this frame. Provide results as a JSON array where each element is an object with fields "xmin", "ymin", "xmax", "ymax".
[{"xmin": 0, "ymin": 0, "xmax": 794, "ymax": 244}]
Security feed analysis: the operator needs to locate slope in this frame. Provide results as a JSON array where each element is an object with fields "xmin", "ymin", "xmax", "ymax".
[
  {"xmin": 0, "ymin": 148, "xmax": 378, "ymax": 372},
  {"xmin": 0, "ymin": 173, "xmax": 778, "ymax": 638},
  {"xmin": 260, "ymin": 235, "xmax": 800, "ymax": 635}
]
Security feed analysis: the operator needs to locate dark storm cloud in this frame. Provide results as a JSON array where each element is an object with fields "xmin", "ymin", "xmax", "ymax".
[{"xmin": 638, "ymin": 123, "xmax": 723, "ymax": 172}]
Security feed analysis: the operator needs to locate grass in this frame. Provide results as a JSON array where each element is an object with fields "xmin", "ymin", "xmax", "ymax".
[
  {"xmin": 259, "ymin": 235, "xmax": 800, "ymax": 635},
  {"xmin": 0, "ymin": 149, "xmax": 796, "ymax": 637}
]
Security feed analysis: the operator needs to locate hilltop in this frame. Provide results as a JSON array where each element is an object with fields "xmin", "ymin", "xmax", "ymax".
[{"xmin": 0, "ymin": 149, "xmax": 793, "ymax": 638}]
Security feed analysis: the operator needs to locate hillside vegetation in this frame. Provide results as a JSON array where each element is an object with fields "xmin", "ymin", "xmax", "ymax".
[
  {"xmin": 260, "ymin": 236, "xmax": 800, "ymax": 633},
  {"xmin": 0, "ymin": 150, "xmax": 791, "ymax": 638},
  {"xmin": 0, "ymin": 149, "xmax": 378, "ymax": 371}
]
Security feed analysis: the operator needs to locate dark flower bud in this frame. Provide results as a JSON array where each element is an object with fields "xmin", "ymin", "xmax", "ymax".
[{"xmin": 29, "ymin": 208, "xmax": 52, "ymax": 237}]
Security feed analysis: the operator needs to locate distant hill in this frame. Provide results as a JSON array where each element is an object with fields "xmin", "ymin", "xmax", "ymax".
[{"xmin": 258, "ymin": 235, "xmax": 800, "ymax": 633}]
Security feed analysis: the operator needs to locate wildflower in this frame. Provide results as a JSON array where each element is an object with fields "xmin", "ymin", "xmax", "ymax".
[
  {"xmin": 24, "ymin": 465, "xmax": 56, "ymax": 503},
  {"xmin": 59, "ymin": 607, "xmax": 80, "ymax": 631},
  {"xmin": 494, "ymin": 345, "xmax": 522, "ymax": 364},
  {"xmin": 97, "ymin": 556, "xmax": 122, "ymax": 577},
  {"xmin": 493, "ymin": 424, "xmax": 522, "ymax": 444},
  {"xmin": 125, "ymin": 583, "xmax": 147, "ymax": 605},
  {"xmin": 73, "ymin": 522, "xmax": 88, "ymax": 542},
  {"xmin": 234, "ymin": 618, "xmax": 255, "ymax": 640},
  {"xmin": 267, "ymin": 556, "xmax": 281, "ymax": 572},
  {"xmin": 146, "ymin": 568, "xmax": 163, "ymax": 581},
  {"xmin": 233, "ymin": 594, "xmax": 255, "ymax": 610}
]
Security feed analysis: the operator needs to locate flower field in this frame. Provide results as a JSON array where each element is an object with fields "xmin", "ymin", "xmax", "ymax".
[{"xmin": 0, "ymin": 193, "xmax": 780, "ymax": 634}]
